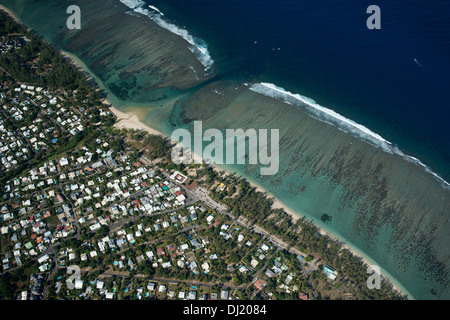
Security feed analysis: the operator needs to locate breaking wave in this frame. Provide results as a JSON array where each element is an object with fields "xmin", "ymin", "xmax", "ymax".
[
  {"xmin": 148, "ymin": 5, "xmax": 164, "ymax": 16},
  {"xmin": 119, "ymin": 0, "xmax": 214, "ymax": 72},
  {"xmin": 249, "ymin": 82, "xmax": 450, "ymax": 189}
]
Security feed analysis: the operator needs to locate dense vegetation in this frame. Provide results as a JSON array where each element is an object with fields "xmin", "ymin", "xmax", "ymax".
[{"xmin": 0, "ymin": 10, "xmax": 94, "ymax": 92}]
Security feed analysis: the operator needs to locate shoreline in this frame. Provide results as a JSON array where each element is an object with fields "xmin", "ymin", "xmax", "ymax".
[
  {"xmin": 233, "ymin": 170, "xmax": 411, "ymax": 298},
  {"xmin": 0, "ymin": 4, "xmax": 410, "ymax": 299},
  {"xmin": 0, "ymin": 4, "xmax": 20, "ymax": 24},
  {"xmin": 101, "ymin": 93, "xmax": 410, "ymax": 297}
]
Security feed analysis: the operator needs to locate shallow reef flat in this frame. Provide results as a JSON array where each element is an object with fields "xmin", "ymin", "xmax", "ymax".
[{"xmin": 174, "ymin": 80, "xmax": 450, "ymax": 299}]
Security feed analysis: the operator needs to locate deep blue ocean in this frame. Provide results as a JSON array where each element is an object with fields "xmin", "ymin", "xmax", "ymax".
[{"xmin": 144, "ymin": 0, "xmax": 450, "ymax": 182}]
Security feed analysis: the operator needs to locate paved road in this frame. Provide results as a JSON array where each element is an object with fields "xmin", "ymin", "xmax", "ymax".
[{"xmin": 16, "ymin": 155, "xmax": 318, "ymax": 298}]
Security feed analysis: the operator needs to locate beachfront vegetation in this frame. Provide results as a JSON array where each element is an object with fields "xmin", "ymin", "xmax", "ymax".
[{"xmin": 0, "ymin": 11, "xmax": 94, "ymax": 93}]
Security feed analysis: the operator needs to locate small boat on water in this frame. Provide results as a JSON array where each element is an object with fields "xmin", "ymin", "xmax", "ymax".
[{"xmin": 414, "ymin": 58, "xmax": 424, "ymax": 68}]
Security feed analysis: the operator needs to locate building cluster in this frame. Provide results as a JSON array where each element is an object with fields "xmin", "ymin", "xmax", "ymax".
[
  {"xmin": 0, "ymin": 82, "xmax": 111, "ymax": 273},
  {"xmin": 0, "ymin": 151, "xmax": 191, "ymax": 275},
  {"xmin": 0, "ymin": 35, "xmax": 28, "ymax": 54},
  {"xmin": 50, "ymin": 272, "xmax": 233, "ymax": 301},
  {"xmin": 18, "ymin": 273, "xmax": 45, "ymax": 300},
  {"xmin": 58, "ymin": 204, "xmax": 206, "ymax": 272}
]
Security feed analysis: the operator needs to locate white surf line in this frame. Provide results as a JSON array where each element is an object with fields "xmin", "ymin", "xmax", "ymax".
[{"xmin": 248, "ymin": 82, "xmax": 450, "ymax": 189}]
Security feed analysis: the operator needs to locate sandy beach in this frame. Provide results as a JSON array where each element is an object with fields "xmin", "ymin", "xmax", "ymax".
[{"xmin": 0, "ymin": 3, "xmax": 409, "ymax": 299}]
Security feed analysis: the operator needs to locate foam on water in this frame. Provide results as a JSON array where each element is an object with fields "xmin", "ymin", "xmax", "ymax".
[
  {"xmin": 249, "ymin": 82, "xmax": 450, "ymax": 189},
  {"xmin": 119, "ymin": 0, "xmax": 214, "ymax": 72},
  {"xmin": 148, "ymin": 5, "xmax": 164, "ymax": 16}
]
